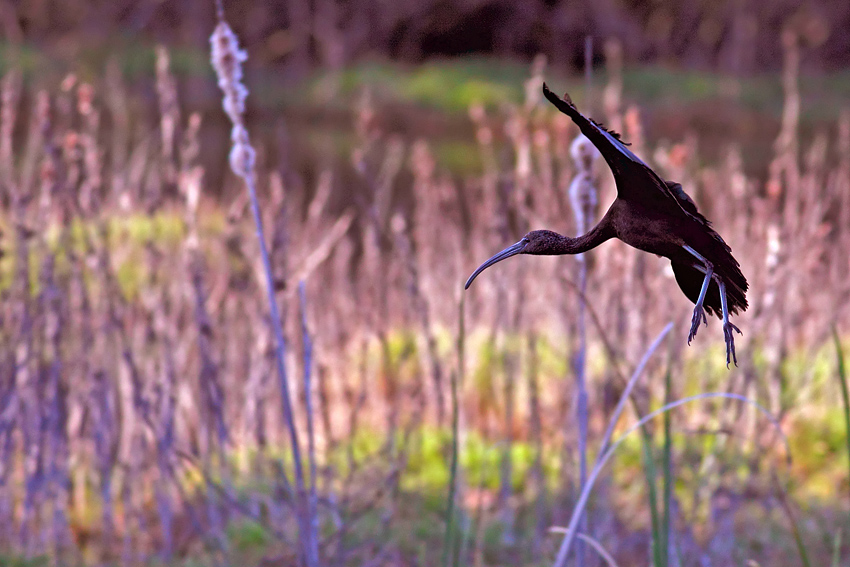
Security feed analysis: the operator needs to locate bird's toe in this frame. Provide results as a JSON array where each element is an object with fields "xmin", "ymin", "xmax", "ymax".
[
  {"xmin": 688, "ymin": 306, "xmax": 706, "ymax": 344},
  {"xmin": 723, "ymin": 323, "xmax": 740, "ymax": 367}
]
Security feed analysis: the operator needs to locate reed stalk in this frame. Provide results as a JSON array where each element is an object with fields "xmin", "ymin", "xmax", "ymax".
[
  {"xmin": 834, "ymin": 328, "xmax": 850, "ymax": 518},
  {"xmin": 554, "ymin": 386, "xmax": 789, "ymax": 567},
  {"xmin": 442, "ymin": 292, "xmax": 465, "ymax": 567},
  {"xmin": 209, "ymin": 7, "xmax": 316, "ymax": 565},
  {"xmin": 567, "ymin": 38, "xmax": 599, "ymax": 564},
  {"xmin": 554, "ymin": 323, "xmax": 673, "ymax": 567}
]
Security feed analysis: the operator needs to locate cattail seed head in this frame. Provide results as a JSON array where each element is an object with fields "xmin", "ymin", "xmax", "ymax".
[
  {"xmin": 210, "ymin": 21, "xmax": 249, "ymax": 125},
  {"xmin": 229, "ymin": 125, "xmax": 255, "ymax": 178},
  {"xmin": 570, "ymin": 134, "xmax": 598, "ymax": 170},
  {"xmin": 210, "ymin": 20, "xmax": 257, "ymax": 182}
]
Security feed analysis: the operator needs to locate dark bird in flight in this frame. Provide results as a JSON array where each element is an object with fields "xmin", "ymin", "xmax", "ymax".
[{"xmin": 465, "ymin": 83, "xmax": 748, "ymax": 366}]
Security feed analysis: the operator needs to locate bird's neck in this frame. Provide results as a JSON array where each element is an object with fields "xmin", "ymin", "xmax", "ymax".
[{"xmin": 541, "ymin": 221, "xmax": 614, "ymax": 255}]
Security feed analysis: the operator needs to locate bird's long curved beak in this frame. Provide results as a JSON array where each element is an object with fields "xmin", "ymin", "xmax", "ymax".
[{"xmin": 465, "ymin": 239, "xmax": 528, "ymax": 289}]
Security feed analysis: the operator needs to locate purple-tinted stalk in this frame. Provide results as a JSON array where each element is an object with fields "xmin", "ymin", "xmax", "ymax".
[{"xmin": 209, "ymin": 8, "xmax": 316, "ymax": 566}]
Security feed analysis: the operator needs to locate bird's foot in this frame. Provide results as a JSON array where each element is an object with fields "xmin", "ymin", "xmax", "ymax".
[
  {"xmin": 687, "ymin": 305, "xmax": 707, "ymax": 345},
  {"xmin": 723, "ymin": 322, "xmax": 742, "ymax": 367}
]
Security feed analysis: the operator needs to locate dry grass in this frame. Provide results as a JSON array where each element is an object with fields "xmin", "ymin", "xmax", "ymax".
[{"xmin": 0, "ymin": 29, "xmax": 848, "ymax": 567}]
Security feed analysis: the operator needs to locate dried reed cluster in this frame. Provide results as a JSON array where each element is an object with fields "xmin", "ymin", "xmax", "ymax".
[{"xmin": 0, "ymin": 24, "xmax": 846, "ymax": 567}]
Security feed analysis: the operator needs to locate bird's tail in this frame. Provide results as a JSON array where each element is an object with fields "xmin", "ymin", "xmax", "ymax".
[{"xmin": 672, "ymin": 261, "xmax": 748, "ymax": 318}]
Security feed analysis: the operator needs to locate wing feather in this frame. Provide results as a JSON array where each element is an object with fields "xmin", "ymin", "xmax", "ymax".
[{"xmin": 542, "ymin": 82, "xmax": 700, "ymax": 223}]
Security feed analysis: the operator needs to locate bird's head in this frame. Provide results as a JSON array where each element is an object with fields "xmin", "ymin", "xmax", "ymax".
[{"xmin": 464, "ymin": 230, "xmax": 559, "ymax": 289}]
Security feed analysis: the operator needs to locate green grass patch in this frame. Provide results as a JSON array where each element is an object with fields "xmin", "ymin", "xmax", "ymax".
[
  {"xmin": 0, "ymin": 555, "xmax": 49, "ymax": 567},
  {"xmin": 312, "ymin": 57, "xmax": 534, "ymax": 112},
  {"xmin": 0, "ymin": 208, "xmax": 226, "ymax": 299},
  {"xmin": 399, "ymin": 59, "xmax": 524, "ymax": 111}
]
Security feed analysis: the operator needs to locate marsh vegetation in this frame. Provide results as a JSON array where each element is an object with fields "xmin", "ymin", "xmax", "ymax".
[{"xmin": 1, "ymin": 10, "xmax": 850, "ymax": 566}]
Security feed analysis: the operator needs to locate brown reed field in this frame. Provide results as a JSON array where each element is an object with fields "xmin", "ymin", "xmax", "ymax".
[{"xmin": 1, "ymin": 12, "xmax": 850, "ymax": 567}]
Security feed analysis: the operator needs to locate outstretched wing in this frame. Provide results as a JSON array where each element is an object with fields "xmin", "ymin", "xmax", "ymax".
[{"xmin": 542, "ymin": 83, "xmax": 700, "ymax": 223}]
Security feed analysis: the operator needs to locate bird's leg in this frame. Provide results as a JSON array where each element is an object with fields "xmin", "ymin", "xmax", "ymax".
[
  {"xmin": 683, "ymin": 246, "xmax": 713, "ymax": 345},
  {"xmin": 719, "ymin": 281, "xmax": 742, "ymax": 367},
  {"xmin": 687, "ymin": 264, "xmax": 713, "ymax": 344}
]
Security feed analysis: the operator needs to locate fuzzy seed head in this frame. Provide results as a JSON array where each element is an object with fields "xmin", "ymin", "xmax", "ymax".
[
  {"xmin": 229, "ymin": 125, "xmax": 255, "ymax": 177},
  {"xmin": 210, "ymin": 21, "xmax": 249, "ymax": 123},
  {"xmin": 570, "ymin": 134, "xmax": 599, "ymax": 170}
]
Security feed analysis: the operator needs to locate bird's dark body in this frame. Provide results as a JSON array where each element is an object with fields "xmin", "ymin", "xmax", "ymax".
[
  {"xmin": 602, "ymin": 197, "xmax": 747, "ymax": 318},
  {"xmin": 465, "ymin": 83, "xmax": 748, "ymax": 364}
]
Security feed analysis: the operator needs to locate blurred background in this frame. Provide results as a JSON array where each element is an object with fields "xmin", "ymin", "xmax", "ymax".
[{"xmin": 1, "ymin": 0, "xmax": 850, "ymax": 566}]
